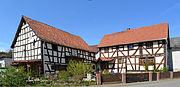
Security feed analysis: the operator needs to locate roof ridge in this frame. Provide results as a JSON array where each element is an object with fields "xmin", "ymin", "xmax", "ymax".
[
  {"xmin": 22, "ymin": 16, "xmax": 81, "ymax": 38},
  {"xmin": 104, "ymin": 22, "xmax": 168, "ymax": 36}
]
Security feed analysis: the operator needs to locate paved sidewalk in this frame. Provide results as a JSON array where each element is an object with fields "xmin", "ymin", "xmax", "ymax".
[{"xmin": 90, "ymin": 78, "xmax": 180, "ymax": 87}]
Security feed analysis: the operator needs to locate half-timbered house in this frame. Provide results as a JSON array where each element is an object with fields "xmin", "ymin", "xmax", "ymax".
[
  {"xmin": 11, "ymin": 16, "xmax": 97, "ymax": 75},
  {"xmin": 96, "ymin": 23, "xmax": 170, "ymax": 73}
]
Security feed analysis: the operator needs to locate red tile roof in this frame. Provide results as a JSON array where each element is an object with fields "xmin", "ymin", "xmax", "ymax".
[
  {"xmin": 89, "ymin": 45, "xmax": 99, "ymax": 52},
  {"xmin": 11, "ymin": 16, "xmax": 95, "ymax": 52},
  {"xmin": 96, "ymin": 57, "xmax": 114, "ymax": 62},
  {"xmin": 98, "ymin": 23, "xmax": 169, "ymax": 47}
]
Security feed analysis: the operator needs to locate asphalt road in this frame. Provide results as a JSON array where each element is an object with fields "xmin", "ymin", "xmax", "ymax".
[{"xmin": 92, "ymin": 78, "xmax": 180, "ymax": 87}]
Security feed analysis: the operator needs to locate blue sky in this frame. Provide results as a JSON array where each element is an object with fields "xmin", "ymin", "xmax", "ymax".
[{"xmin": 0, "ymin": 0, "xmax": 180, "ymax": 51}]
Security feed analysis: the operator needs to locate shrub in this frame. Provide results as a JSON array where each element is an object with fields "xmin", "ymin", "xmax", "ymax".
[
  {"xmin": 81, "ymin": 81, "xmax": 89, "ymax": 86},
  {"xmin": 59, "ymin": 70, "xmax": 70, "ymax": 82},
  {"xmin": 67, "ymin": 60, "xmax": 92, "ymax": 84},
  {"xmin": 0, "ymin": 66, "xmax": 29, "ymax": 86},
  {"xmin": 0, "ymin": 67, "xmax": 8, "ymax": 69},
  {"xmin": 163, "ymin": 67, "xmax": 168, "ymax": 72},
  {"xmin": 158, "ymin": 68, "xmax": 162, "ymax": 72},
  {"xmin": 29, "ymin": 70, "xmax": 37, "ymax": 77},
  {"xmin": 102, "ymin": 69, "xmax": 109, "ymax": 74},
  {"xmin": 27, "ymin": 81, "xmax": 47, "ymax": 86},
  {"xmin": 89, "ymin": 80, "xmax": 96, "ymax": 85}
]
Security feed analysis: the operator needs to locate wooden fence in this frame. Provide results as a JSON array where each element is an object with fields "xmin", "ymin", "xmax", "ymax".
[
  {"xmin": 126, "ymin": 73, "xmax": 149, "ymax": 83},
  {"xmin": 173, "ymin": 72, "xmax": 180, "ymax": 78},
  {"xmin": 159, "ymin": 72, "xmax": 170, "ymax": 79},
  {"xmin": 101, "ymin": 73, "xmax": 122, "ymax": 84}
]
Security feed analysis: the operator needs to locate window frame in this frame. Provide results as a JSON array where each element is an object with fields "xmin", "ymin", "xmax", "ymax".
[
  {"xmin": 108, "ymin": 60, "xmax": 115, "ymax": 69},
  {"xmin": 140, "ymin": 57, "xmax": 154, "ymax": 65},
  {"xmin": 146, "ymin": 42, "xmax": 153, "ymax": 49},
  {"xmin": 128, "ymin": 45, "xmax": 133, "ymax": 49}
]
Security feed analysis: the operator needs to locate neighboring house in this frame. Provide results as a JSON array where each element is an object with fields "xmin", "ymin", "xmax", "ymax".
[
  {"xmin": 96, "ymin": 23, "xmax": 170, "ymax": 73},
  {"xmin": 169, "ymin": 37, "xmax": 180, "ymax": 72},
  {"xmin": 11, "ymin": 16, "xmax": 97, "ymax": 75},
  {"xmin": 0, "ymin": 57, "xmax": 12, "ymax": 67}
]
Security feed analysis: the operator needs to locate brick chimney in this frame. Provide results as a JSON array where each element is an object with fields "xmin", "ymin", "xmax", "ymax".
[{"xmin": 127, "ymin": 28, "xmax": 130, "ymax": 30}]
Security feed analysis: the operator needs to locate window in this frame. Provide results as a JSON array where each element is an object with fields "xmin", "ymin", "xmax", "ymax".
[
  {"xmin": 129, "ymin": 45, "xmax": 133, "ymax": 49},
  {"xmin": 61, "ymin": 58, "xmax": 66, "ymax": 63},
  {"xmin": 146, "ymin": 43, "xmax": 153, "ymax": 48},
  {"xmin": 108, "ymin": 61, "xmax": 115, "ymax": 69},
  {"xmin": 140, "ymin": 58, "xmax": 146, "ymax": 65},
  {"xmin": 104, "ymin": 48, "xmax": 109, "ymax": 53},
  {"xmin": 140, "ymin": 57, "xmax": 154, "ymax": 65},
  {"xmin": 88, "ymin": 53, "xmax": 91, "ymax": 56},
  {"xmin": 52, "ymin": 44, "xmax": 58, "ymax": 51}
]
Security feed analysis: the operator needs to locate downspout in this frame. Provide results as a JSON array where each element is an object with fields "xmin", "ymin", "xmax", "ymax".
[{"xmin": 165, "ymin": 39, "xmax": 168, "ymax": 68}]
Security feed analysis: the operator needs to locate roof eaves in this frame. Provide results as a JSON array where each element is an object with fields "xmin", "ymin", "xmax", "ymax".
[{"xmin": 98, "ymin": 38, "xmax": 168, "ymax": 48}]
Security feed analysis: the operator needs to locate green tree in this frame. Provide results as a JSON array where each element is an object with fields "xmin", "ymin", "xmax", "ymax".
[
  {"xmin": 0, "ymin": 66, "xmax": 29, "ymax": 86},
  {"xmin": 66, "ymin": 60, "xmax": 92, "ymax": 84},
  {"xmin": 6, "ymin": 50, "xmax": 12, "ymax": 58},
  {"xmin": 0, "ymin": 49, "xmax": 12, "ymax": 58}
]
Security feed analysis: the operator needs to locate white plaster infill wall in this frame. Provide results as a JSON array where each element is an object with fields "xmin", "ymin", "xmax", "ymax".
[{"xmin": 172, "ymin": 49, "xmax": 180, "ymax": 72}]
